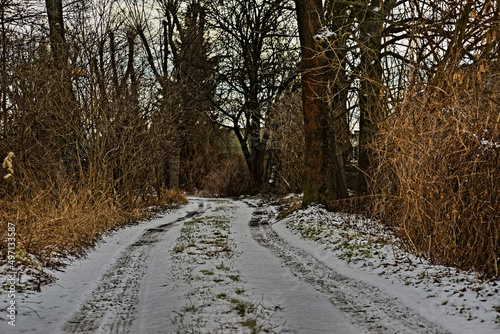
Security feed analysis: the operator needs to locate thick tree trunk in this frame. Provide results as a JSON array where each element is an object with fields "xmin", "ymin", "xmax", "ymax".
[
  {"xmin": 45, "ymin": 0, "xmax": 67, "ymax": 67},
  {"xmin": 296, "ymin": 0, "xmax": 348, "ymax": 208},
  {"xmin": 234, "ymin": 108, "xmax": 268, "ymax": 192},
  {"xmin": 357, "ymin": 1, "xmax": 384, "ymax": 195}
]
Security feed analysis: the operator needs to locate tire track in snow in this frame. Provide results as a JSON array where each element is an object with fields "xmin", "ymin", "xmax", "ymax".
[
  {"xmin": 62, "ymin": 206, "xmax": 204, "ymax": 334},
  {"xmin": 248, "ymin": 205, "xmax": 451, "ymax": 334}
]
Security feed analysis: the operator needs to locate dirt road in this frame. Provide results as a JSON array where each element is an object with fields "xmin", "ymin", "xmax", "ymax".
[{"xmin": 1, "ymin": 198, "xmax": 454, "ymax": 333}]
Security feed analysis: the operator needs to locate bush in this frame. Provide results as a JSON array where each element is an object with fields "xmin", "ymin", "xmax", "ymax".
[
  {"xmin": 0, "ymin": 179, "xmax": 187, "ymax": 272},
  {"xmin": 158, "ymin": 187, "xmax": 188, "ymax": 208},
  {"xmin": 200, "ymin": 153, "xmax": 252, "ymax": 197},
  {"xmin": 370, "ymin": 85, "xmax": 499, "ymax": 277}
]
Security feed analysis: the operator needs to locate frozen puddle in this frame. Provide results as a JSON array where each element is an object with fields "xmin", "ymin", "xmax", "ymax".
[{"xmin": 1, "ymin": 198, "xmax": 494, "ymax": 333}]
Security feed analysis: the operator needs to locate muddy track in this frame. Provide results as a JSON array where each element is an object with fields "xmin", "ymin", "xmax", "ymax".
[
  {"xmin": 62, "ymin": 206, "xmax": 204, "ymax": 334},
  {"xmin": 248, "ymin": 206, "xmax": 450, "ymax": 334}
]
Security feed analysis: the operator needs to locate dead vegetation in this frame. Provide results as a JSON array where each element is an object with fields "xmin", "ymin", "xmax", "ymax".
[
  {"xmin": 0, "ymin": 180, "xmax": 186, "ymax": 271},
  {"xmin": 0, "ymin": 1, "xmax": 190, "ymax": 275},
  {"xmin": 199, "ymin": 153, "xmax": 253, "ymax": 197},
  {"xmin": 267, "ymin": 92, "xmax": 305, "ymax": 194},
  {"xmin": 370, "ymin": 66, "xmax": 500, "ymax": 277}
]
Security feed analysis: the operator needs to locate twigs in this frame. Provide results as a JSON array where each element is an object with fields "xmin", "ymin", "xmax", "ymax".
[{"xmin": 369, "ymin": 70, "xmax": 500, "ymax": 277}]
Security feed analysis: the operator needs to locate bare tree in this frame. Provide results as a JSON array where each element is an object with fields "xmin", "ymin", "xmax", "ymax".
[
  {"xmin": 119, "ymin": 0, "xmax": 218, "ymax": 192},
  {"xmin": 204, "ymin": 0, "xmax": 299, "ymax": 189}
]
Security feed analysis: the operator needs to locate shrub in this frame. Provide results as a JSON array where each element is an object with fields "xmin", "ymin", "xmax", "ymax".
[
  {"xmin": 370, "ymin": 84, "xmax": 499, "ymax": 277},
  {"xmin": 267, "ymin": 92, "xmax": 305, "ymax": 193},
  {"xmin": 200, "ymin": 153, "xmax": 252, "ymax": 197},
  {"xmin": 0, "ymin": 180, "xmax": 187, "ymax": 272}
]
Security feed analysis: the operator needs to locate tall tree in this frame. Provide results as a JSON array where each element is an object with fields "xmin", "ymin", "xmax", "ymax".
[
  {"xmin": 295, "ymin": 0, "xmax": 348, "ymax": 207},
  {"xmin": 45, "ymin": 0, "xmax": 67, "ymax": 66},
  {"xmin": 172, "ymin": 1, "xmax": 216, "ymax": 191},
  {"xmin": 356, "ymin": 1, "xmax": 385, "ymax": 195},
  {"xmin": 204, "ymin": 0, "xmax": 298, "ymax": 189},
  {"xmin": 125, "ymin": 0, "xmax": 216, "ymax": 190}
]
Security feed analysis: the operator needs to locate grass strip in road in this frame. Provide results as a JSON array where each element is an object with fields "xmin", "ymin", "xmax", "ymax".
[{"xmin": 170, "ymin": 214, "xmax": 276, "ymax": 333}]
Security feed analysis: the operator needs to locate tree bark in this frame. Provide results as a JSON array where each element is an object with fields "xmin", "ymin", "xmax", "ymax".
[
  {"xmin": 357, "ymin": 0, "xmax": 384, "ymax": 195},
  {"xmin": 296, "ymin": 0, "xmax": 348, "ymax": 208},
  {"xmin": 45, "ymin": 0, "xmax": 83, "ymax": 181},
  {"xmin": 45, "ymin": 0, "xmax": 67, "ymax": 67}
]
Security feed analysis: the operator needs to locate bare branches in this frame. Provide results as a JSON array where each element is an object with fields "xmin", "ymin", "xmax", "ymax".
[{"xmin": 201, "ymin": 0, "xmax": 298, "ymax": 187}]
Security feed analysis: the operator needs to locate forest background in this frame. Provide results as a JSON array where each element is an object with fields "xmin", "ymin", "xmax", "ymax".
[{"xmin": 0, "ymin": 0, "xmax": 498, "ymax": 278}]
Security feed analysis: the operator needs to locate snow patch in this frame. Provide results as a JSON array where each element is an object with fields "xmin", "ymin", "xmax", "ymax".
[
  {"xmin": 276, "ymin": 203, "xmax": 500, "ymax": 333},
  {"xmin": 314, "ymin": 27, "xmax": 336, "ymax": 42}
]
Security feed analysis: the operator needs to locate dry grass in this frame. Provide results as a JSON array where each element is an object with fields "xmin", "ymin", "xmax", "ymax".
[
  {"xmin": 370, "ymin": 82, "xmax": 499, "ymax": 277},
  {"xmin": 0, "ymin": 183, "xmax": 187, "ymax": 271},
  {"xmin": 157, "ymin": 187, "xmax": 188, "ymax": 208}
]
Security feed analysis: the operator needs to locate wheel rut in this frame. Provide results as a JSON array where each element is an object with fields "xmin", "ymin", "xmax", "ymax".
[
  {"xmin": 247, "ymin": 206, "xmax": 451, "ymax": 334},
  {"xmin": 62, "ymin": 207, "xmax": 204, "ymax": 334}
]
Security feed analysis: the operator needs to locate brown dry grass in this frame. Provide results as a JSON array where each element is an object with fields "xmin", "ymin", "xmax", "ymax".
[
  {"xmin": 370, "ymin": 80, "xmax": 499, "ymax": 277},
  {"xmin": 0, "ymin": 184, "xmax": 187, "ymax": 270},
  {"xmin": 157, "ymin": 187, "xmax": 189, "ymax": 208}
]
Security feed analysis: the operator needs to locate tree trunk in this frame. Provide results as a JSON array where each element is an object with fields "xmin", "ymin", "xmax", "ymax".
[
  {"xmin": 45, "ymin": 0, "xmax": 67, "ymax": 67},
  {"xmin": 167, "ymin": 149, "xmax": 180, "ymax": 189},
  {"xmin": 296, "ymin": 0, "xmax": 348, "ymax": 208},
  {"xmin": 45, "ymin": 0, "xmax": 83, "ymax": 182},
  {"xmin": 234, "ymin": 114, "xmax": 268, "ymax": 192},
  {"xmin": 248, "ymin": 106, "xmax": 267, "ymax": 190},
  {"xmin": 357, "ymin": 1, "xmax": 384, "ymax": 195}
]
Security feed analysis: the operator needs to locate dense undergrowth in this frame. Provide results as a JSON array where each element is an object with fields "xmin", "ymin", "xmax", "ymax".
[
  {"xmin": 0, "ymin": 184, "xmax": 187, "ymax": 275},
  {"xmin": 369, "ymin": 74, "xmax": 500, "ymax": 278}
]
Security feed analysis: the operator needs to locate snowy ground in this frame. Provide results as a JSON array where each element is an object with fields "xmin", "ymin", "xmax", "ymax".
[{"xmin": 0, "ymin": 197, "xmax": 498, "ymax": 333}]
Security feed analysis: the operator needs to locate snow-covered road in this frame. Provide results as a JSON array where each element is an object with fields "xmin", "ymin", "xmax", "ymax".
[{"xmin": 1, "ymin": 198, "xmax": 496, "ymax": 333}]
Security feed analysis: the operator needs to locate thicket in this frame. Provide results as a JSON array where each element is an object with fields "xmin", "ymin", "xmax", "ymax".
[
  {"xmin": 0, "ymin": 183, "xmax": 186, "ymax": 270},
  {"xmin": 200, "ymin": 153, "xmax": 253, "ymax": 197},
  {"xmin": 290, "ymin": 0, "xmax": 500, "ymax": 278},
  {"xmin": 370, "ymin": 66, "xmax": 500, "ymax": 277},
  {"xmin": 267, "ymin": 92, "xmax": 305, "ymax": 194},
  {"xmin": 0, "ymin": 0, "xmax": 189, "ymax": 274}
]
